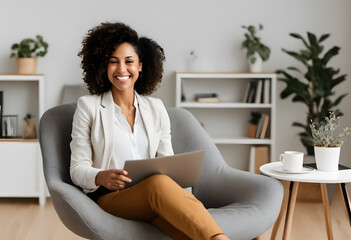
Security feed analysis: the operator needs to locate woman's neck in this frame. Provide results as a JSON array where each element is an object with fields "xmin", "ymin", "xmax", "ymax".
[{"xmin": 112, "ymin": 88, "xmax": 135, "ymax": 109}]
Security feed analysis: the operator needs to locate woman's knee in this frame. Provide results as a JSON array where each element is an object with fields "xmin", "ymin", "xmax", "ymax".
[{"xmin": 143, "ymin": 174, "xmax": 179, "ymax": 192}]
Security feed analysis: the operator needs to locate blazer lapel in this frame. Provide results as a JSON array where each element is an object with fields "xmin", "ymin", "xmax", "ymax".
[
  {"xmin": 136, "ymin": 93, "xmax": 157, "ymax": 157},
  {"xmin": 100, "ymin": 91, "xmax": 115, "ymax": 169}
]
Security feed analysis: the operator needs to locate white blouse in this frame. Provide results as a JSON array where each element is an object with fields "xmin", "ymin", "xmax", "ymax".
[{"xmin": 109, "ymin": 95, "xmax": 150, "ymax": 170}]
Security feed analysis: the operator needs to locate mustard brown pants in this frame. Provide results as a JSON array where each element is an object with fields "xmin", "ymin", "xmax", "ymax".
[{"xmin": 96, "ymin": 174, "xmax": 223, "ymax": 240}]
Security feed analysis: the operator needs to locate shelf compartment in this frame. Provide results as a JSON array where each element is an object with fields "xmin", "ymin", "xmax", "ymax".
[
  {"xmin": 213, "ymin": 138, "xmax": 272, "ymax": 145},
  {"xmin": 180, "ymin": 102, "xmax": 272, "ymax": 108}
]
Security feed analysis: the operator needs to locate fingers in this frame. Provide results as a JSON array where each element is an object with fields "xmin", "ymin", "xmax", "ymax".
[
  {"xmin": 111, "ymin": 169, "xmax": 128, "ymax": 176},
  {"xmin": 112, "ymin": 174, "xmax": 132, "ymax": 183},
  {"xmin": 110, "ymin": 169, "xmax": 132, "ymax": 183}
]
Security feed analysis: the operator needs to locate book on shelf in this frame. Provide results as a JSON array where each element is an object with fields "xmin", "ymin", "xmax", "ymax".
[
  {"xmin": 195, "ymin": 93, "xmax": 220, "ymax": 103},
  {"xmin": 254, "ymin": 146, "xmax": 269, "ymax": 174},
  {"xmin": 249, "ymin": 145, "xmax": 270, "ymax": 174},
  {"xmin": 242, "ymin": 82, "xmax": 251, "ymax": 103},
  {"xmin": 254, "ymin": 80, "xmax": 263, "ymax": 103},
  {"xmin": 0, "ymin": 91, "xmax": 2, "ymax": 137},
  {"xmin": 246, "ymin": 81, "xmax": 258, "ymax": 103},
  {"xmin": 196, "ymin": 97, "xmax": 221, "ymax": 103},
  {"xmin": 263, "ymin": 79, "xmax": 270, "ymax": 104},
  {"xmin": 259, "ymin": 114, "xmax": 269, "ymax": 139},
  {"xmin": 248, "ymin": 146, "xmax": 256, "ymax": 173},
  {"xmin": 242, "ymin": 79, "xmax": 270, "ymax": 104},
  {"xmin": 255, "ymin": 113, "xmax": 269, "ymax": 139}
]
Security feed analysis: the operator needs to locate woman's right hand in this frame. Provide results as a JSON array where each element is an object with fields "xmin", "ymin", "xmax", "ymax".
[{"xmin": 95, "ymin": 169, "xmax": 132, "ymax": 191}]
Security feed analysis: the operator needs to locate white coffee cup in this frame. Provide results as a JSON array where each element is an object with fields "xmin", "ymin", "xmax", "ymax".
[{"xmin": 279, "ymin": 151, "xmax": 304, "ymax": 172}]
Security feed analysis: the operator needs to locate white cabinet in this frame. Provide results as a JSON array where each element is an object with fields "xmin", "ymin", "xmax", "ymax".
[
  {"xmin": 0, "ymin": 74, "xmax": 45, "ymax": 205},
  {"xmin": 175, "ymin": 72, "xmax": 276, "ymax": 170}
]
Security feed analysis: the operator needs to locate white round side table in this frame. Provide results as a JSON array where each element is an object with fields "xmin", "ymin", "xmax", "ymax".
[{"xmin": 260, "ymin": 162, "xmax": 351, "ymax": 240}]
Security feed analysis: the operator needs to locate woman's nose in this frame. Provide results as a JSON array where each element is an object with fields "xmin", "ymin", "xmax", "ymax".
[{"xmin": 117, "ymin": 62, "xmax": 126, "ymax": 73}]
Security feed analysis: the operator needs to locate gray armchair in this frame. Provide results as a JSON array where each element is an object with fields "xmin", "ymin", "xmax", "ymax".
[{"xmin": 39, "ymin": 103, "xmax": 283, "ymax": 240}]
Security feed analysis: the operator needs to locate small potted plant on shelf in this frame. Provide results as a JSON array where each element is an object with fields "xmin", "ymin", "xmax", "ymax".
[
  {"xmin": 248, "ymin": 111, "xmax": 261, "ymax": 138},
  {"xmin": 310, "ymin": 112, "xmax": 351, "ymax": 171},
  {"xmin": 10, "ymin": 35, "xmax": 49, "ymax": 74},
  {"xmin": 23, "ymin": 113, "xmax": 37, "ymax": 139},
  {"xmin": 241, "ymin": 24, "xmax": 271, "ymax": 72}
]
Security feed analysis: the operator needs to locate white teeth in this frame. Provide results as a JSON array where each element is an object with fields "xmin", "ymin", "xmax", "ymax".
[{"xmin": 116, "ymin": 76, "xmax": 129, "ymax": 80}]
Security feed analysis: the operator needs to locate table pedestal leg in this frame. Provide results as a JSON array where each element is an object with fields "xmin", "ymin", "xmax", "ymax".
[
  {"xmin": 270, "ymin": 180, "xmax": 290, "ymax": 240},
  {"xmin": 339, "ymin": 183, "xmax": 351, "ymax": 226},
  {"xmin": 282, "ymin": 181, "xmax": 299, "ymax": 240},
  {"xmin": 321, "ymin": 183, "xmax": 333, "ymax": 240}
]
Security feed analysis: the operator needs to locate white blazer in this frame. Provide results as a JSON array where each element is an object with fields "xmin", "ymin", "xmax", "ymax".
[{"xmin": 70, "ymin": 91, "xmax": 174, "ymax": 193}]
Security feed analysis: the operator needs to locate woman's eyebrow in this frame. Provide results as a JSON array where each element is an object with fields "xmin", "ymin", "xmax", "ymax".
[{"xmin": 109, "ymin": 56, "xmax": 136, "ymax": 60}]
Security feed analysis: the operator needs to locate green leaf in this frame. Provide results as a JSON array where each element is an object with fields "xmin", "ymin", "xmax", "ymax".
[
  {"xmin": 332, "ymin": 93, "xmax": 348, "ymax": 107},
  {"xmin": 290, "ymin": 33, "xmax": 309, "ymax": 48},
  {"xmin": 282, "ymin": 49, "xmax": 308, "ymax": 65},
  {"xmin": 292, "ymin": 122, "xmax": 306, "ymax": 129},
  {"xmin": 318, "ymin": 34, "xmax": 330, "ymax": 43},
  {"xmin": 287, "ymin": 67, "xmax": 302, "ymax": 73},
  {"xmin": 307, "ymin": 32, "xmax": 318, "ymax": 47},
  {"xmin": 331, "ymin": 74, "xmax": 347, "ymax": 88},
  {"xmin": 322, "ymin": 46, "xmax": 340, "ymax": 65},
  {"xmin": 11, "ymin": 43, "xmax": 19, "ymax": 50}
]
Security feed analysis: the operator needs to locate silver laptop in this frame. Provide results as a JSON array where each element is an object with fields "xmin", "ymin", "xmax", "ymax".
[{"xmin": 123, "ymin": 150, "xmax": 204, "ymax": 188}]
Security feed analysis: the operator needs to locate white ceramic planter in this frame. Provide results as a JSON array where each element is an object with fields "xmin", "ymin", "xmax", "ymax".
[
  {"xmin": 249, "ymin": 52, "xmax": 262, "ymax": 73},
  {"xmin": 314, "ymin": 146, "xmax": 340, "ymax": 171}
]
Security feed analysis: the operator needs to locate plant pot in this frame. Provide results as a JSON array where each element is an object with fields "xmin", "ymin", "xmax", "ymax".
[
  {"xmin": 248, "ymin": 124, "xmax": 257, "ymax": 138},
  {"xmin": 17, "ymin": 58, "xmax": 37, "ymax": 74},
  {"xmin": 314, "ymin": 146, "xmax": 340, "ymax": 171},
  {"xmin": 248, "ymin": 52, "xmax": 262, "ymax": 73}
]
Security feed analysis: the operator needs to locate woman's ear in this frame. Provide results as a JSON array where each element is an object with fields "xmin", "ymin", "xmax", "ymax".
[{"xmin": 138, "ymin": 62, "xmax": 142, "ymax": 72}]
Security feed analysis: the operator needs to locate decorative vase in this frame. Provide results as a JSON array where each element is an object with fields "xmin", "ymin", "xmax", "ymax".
[
  {"xmin": 17, "ymin": 58, "xmax": 37, "ymax": 74},
  {"xmin": 314, "ymin": 146, "xmax": 340, "ymax": 171},
  {"xmin": 248, "ymin": 52, "xmax": 262, "ymax": 73},
  {"xmin": 248, "ymin": 124, "xmax": 257, "ymax": 138}
]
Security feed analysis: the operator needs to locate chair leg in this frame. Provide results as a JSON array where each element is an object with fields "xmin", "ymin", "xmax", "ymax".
[{"xmin": 321, "ymin": 183, "xmax": 333, "ymax": 240}]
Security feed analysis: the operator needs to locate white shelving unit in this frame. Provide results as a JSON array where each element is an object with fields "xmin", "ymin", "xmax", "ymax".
[
  {"xmin": 176, "ymin": 72, "xmax": 276, "ymax": 170},
  {"xmin": 0, "ymin": 74, "xmax": 46, "ymax": 205}
]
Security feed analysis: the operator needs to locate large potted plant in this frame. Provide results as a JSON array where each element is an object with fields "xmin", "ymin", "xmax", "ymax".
[
  {"xmin": 10, "ymin": 35, "xmax": 48, "ymax": 74},
  {"xmin": 310, "ymin": 112, "xmax": 351, "ymax": 171},
  {"xmin": 277, "ymin": 32, "xmax": 347, "ymax": 156},
  {"xmin": 241, "ymin": 24, "xmax": 271, "ymax": 72}
]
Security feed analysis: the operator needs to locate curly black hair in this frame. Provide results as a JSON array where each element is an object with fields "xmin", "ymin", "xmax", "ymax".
[{"xmin": 78, "ymin": 22, "xmax": 165, "ymax": 95}]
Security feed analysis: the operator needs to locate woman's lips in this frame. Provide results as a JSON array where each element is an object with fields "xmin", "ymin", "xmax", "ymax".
[{"xmin": 115, "ymin": 76, "xmax": 130, "ymax": 81}]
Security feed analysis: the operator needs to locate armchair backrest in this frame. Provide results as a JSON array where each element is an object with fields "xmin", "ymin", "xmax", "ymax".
[
  {"xmin": 39, "ymin": 103, "xmax": 77, "ymax": 185},
  {"xmin": 39, "ymin": 104, "xmax": 227, "ymax": 197}
]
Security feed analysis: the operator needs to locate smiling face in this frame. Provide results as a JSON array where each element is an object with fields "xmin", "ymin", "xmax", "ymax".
[{"xmin": 107, "ymin": 42, "xmax": 142, "ymax": 94}]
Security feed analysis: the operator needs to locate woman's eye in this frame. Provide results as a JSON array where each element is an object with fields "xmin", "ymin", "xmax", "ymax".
[
  {"xmin": 126, "ymin": 60, "xmax": 134, "ymax": 64},
  {"xmin": 109, "ymin": 60, "xmax": 118, "ymax": 64}
]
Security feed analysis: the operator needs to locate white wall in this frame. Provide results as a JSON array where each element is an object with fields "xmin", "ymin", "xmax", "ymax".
[{"xmin": 1, "ymin": 0, "xmax": 351, "ymax": 166}]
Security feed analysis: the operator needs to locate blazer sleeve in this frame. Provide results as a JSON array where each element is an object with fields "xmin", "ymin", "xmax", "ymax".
[
  {"xmin": 70, "ymin": 97, "xmax": 101, "ymax": 192},
  {"xmin": 155, "ymin": 99, "xmax": 174, "ymax": 157}
]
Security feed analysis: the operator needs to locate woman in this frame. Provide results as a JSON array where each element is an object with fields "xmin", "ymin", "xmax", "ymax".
[{"xmin": 70, "ymin": 22, "xmax": 230, "ymax": 240}]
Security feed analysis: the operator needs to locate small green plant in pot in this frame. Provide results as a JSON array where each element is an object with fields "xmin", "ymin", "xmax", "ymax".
[
  {"xmin": 248, "ymin": 111, "xmax": 262, "ymax": 138},
  {"xmin": 10, "ymin": 35, "xmax": 49, "ymax": 74},
  {"xmin": 310, "ymin": 112, "xmax": 351, "ymax": 171},
  {"xmin": 277, "ymin": 32, "xmax": 347, "ymax": 156},
  {"xmin": 241, "ymin": 24, "xmax": 271, "ymax": 72}
]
